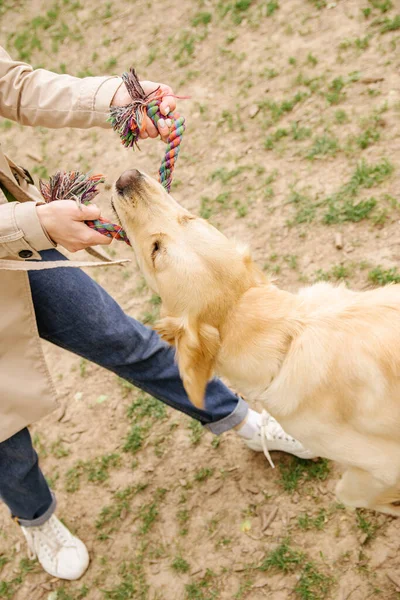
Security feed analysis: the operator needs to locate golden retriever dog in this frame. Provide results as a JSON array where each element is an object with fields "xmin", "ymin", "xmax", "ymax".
[{"xmin": 112, "ymin": 168, "xmax": 400, "ymax": 516}]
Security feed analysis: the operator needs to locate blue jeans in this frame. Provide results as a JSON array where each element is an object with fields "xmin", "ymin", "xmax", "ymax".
[{"xmin": 0, "ymin": 250, "xmax": 247, "ymax": 525}]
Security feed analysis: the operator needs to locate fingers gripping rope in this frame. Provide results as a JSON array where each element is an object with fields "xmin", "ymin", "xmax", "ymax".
[
  {"xmin": 108, "ymin": 68, "xmax": 186, "ymax": 194},
  {"xmin": 39, "ymin": 171, "xmax": 131, "ymax": 245},
  {"xmin": 40, "ymin": 69, "xmax": 186, "ymax": 246}
]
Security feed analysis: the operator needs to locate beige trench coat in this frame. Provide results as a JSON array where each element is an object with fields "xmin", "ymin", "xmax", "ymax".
[{"xmin": 0, "ymin": 46, "xmax": 124, "ymax": 442}]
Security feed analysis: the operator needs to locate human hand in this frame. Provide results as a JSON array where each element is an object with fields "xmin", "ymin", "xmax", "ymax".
[
  {"xmin": 111, "ymin": 80, "xmax": 176, "ymax": 142},
  {"xmin": 36, "ymin": 201, "xmax": 112, "ymax": 252}
]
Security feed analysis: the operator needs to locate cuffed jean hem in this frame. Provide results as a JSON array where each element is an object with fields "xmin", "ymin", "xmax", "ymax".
[
  {"xmin": 15, "ymin": 492, "xmax": 57, "ymax": 528},
  {"xmin": 205, "ymin": 396, "xmax": 248, "ymax": 435}
]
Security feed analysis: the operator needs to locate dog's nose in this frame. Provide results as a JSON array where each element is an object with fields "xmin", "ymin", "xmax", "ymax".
[{"xmin": 115, "ymin": 169, "xmax": 142, "ymax": 194}]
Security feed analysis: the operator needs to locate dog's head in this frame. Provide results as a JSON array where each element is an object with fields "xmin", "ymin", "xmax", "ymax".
[{"xmin": 112, "ymin": 169, "xmax": 265, "ymax": 408}]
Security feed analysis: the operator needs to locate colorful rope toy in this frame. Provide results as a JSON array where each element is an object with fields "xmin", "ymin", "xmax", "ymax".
[
  {"xmin": 39, "ymin": 171, "xmax": 131, "ymax": 245},
  {"xmin": 109, "ymin": 68, "xmax": 186, "ymax": 194}
]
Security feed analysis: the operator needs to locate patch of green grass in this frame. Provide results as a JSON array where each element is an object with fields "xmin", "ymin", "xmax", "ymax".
[
  {"xmin": 192, "ymin": 11, "xmax": 212, "ymax": 26},
  {"xmin": 177, "ymin": 508, "xmax": 190, "ymax": 536},
  {"xmin": 335, "ymin": 109, "xmax": 348, "ymax": 124},
  {"xmin": 307, "ymin": 134, "xmax": 339, "ymax": 159},
  {"xmin": 284, "ymin": 254, "xmax": 298, "ymax": 270},
  {"xmin": 291, "ymin": 122, "xmax": 312, "ymax": 140},
  {"xmin": 349, "ymin": 158, "xmax": 394, "ymax": 189},
  {"xmin": 96, "ymin": 484, "xmax": 147, "ymax": 535},
  {"xmin": 354, "ymin": 35, "xmax": 371, "ymax": 50},
  {"xmin": 287, "ymin": 188, "xmax": 318, "ymax": 226},
  {"xmin": 0, "ymin": 119, "xmax": 13, "ymax": 130},
  {"xmin": 259, "ymin": 539, "xmax": 333, "ymax": 599},
  {"xmin": 380, "ymin": 15, "xmax": 400, "ymax": 32},
  {"xmin": 369, "ymin": 0, "xmax": 393, "ymax": 11},
  {"xmin": 138, "ymin": 488, "xmax": 166, "ymax": 535},
  {"xmin": 368, "ymin": 265, "xmax": 400, "ymax": 285},
  {"xmin": 51, "ymin": 438, "xmax": 70, "ymax": 458},
  {"xmin": 295, "ymin": 561, "xmax": 333, "ymax": 600},
  {"xmin": 355, "ymin": 127, "xmax": 380, "ymax": 149},
  {"xmin": 356, "ymin": 509, "xmax": 380, "ymax": 544},
  {"xmin": 174, "ymin": 30, "xmax": 197, "ymax": 67},
  {"xmin": 234, "ymin": 200, "xmax": 248, "ymax": 218},
  {"xmin": 104, "ymin": 56, "xmax": 117, "ymax": 70},
  {"xmin": 123, "ymin": 424, "xmax": 147, "ymax": 454},
  {"xmin": 325, "ymin": 197, "xmax": 377, "ymax": 224},
  {"xmin": 331, "ymin": 263, "xmax": 352, "ymax": 280},
  {"xmin": 12, "ymin": 28, "xmax": 42, "ymax": 61},
  {"xmin": 194, "ymin": 467, "xmax": 214, "ymax": 482},
  {"xmin": 259, "ymin": 539, "xmax": 304, "ymax": 573},
  {"xmin": 189, "ymin": 419, "xmax": 204, "ymax": 445},
  {"xmin": 65, "ymin": 453, "xmax": 121, "ymax": 492},
  {"xmin": 185, "ymin": 569, "xmax": 219, "ymax": 600},
  {"xmin": 172, "ymin": 556, "xmax": 190, "ymax": 573},
  {"xmin": 210, "ymin": 166, "xmax": 249, "ymax": 184},
  {"xmin": 103, "ymin": 560, "xmax": 148, "ymax": 600},
  {"xmin": 32, "ymin": 164, "xmax": 49, "ymax": 180},
  {"xmin": 323, "ymin": 158, "xmax": 394, "ymax": 224},
  {"xmin": 127, "ymin": 391, "xmax": 166, "ymax": 422},
  {"xmin": 265, "ymin": 122, "xmax": 311, "ymax": 150},
  {"xmin": 298, "ymin": 509, "xmax": 327, "ymax": 530},
  {"xmin": 0, "ymin": 556, "xmax": 8, "ymax": 572},
  {"xmin": 116, "ymin": 377, "xmax": 136, "ymax": 398},
  {"xmin": 53, "ymin": 586, "xmax": 89, "ymax": 600},
  {"xmin": 0, "ymin": 558, "xmax": 39, "ymax": 599},
  {"xmin": 139, "ymin": 502, "xmax": 159, "ymax": 534},
  {"xmin": 200, "ymin": 192, "xmax": 231, "ymax": 219},
  {"xmin": 234, "ymin": 578, "xmax": 254, "ymax": 599},
  {"xmin": 266, "ymin": 1, "xmax": 279, "ymax": 16},
  {"xmin": 259, "ymin": 91, "xmax": 308, "ymax": 122},
  {"xmin": 264, "ymin": 127, "xmax": 288, "ymax": 149},
  {"xmin": 261, "ymin": 66, "xmax": 279, "ymax": 79},
  {"xmin": 306, "ymin": 52, "xmax": 318, "ymax": 66},
  {"xmin": 85, "ymin": 454, "xmax": 120, "ymax": 483},
  {"xmin": 32, "ymin": 433, "xmax": 48, "ymax": 458},
  {"xmin": 308, "ymin": 0, "xmax": 326, "ymax": 7},
  {"xmin": 279, "ymin": 457, "xmax": 330, "ymax": 493},
  {"xmin": 326, "ymin": 77, "xmax": 346, "ymax": 105}
]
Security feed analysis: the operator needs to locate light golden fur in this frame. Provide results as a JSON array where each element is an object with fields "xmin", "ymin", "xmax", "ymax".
[{"xmin": 113, "ymin": 169, "xmax": 400, "ymax": 516}]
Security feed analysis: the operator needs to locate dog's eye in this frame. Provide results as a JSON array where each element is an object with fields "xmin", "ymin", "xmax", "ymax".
[{"xmin": 151, "ymin": 241, "xmax": 161, "ymax": 261}]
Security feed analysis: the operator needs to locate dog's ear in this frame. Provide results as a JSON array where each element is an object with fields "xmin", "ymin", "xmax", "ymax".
[{"xmin": 155, "ymin": 318, "xmax": 220, "ymax": 409}]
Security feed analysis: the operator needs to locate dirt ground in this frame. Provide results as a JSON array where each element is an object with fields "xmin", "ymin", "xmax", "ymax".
[{"xmin": 1, "ymin": 0, "xmax": 400, "ymax": 598}]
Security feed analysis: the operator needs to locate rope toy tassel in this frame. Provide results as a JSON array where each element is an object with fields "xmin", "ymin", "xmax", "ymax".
[
  {"xmin": 39, "ymin": 171, "xmax": 131, "ymax": 245},
  {"xmin": 109, "ymin": 68, "xmax": 186, "ymax": 193}
]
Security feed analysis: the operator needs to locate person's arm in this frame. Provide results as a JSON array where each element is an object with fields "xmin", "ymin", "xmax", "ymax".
[
  {"xmin": 0, "ymin": 46, "xmax": 122, "ymax": 129},
  {"xmin": 0, "ymin": 46, "xmax": 177, "ymax": 258},
  {"xmin": 0, "ymin": 46, "xmax": 176, "ymax": 135}
]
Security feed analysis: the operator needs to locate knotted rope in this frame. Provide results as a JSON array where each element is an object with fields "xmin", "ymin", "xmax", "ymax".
[
  {"xmin": 40, "ymin": 69, "xmax": 185, "ymax": 245},
  {"xmin": 109, "ymin": 68, "xmax": 186, "ymax": 194},
  {"xmin": 39, "ymin": 171, "xmax": 131, "ymax": 245}
]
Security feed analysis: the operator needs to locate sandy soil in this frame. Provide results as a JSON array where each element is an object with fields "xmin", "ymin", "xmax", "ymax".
[{"xmin": 1, "ymin": 0, "xmax": 400, "ymax": 598}]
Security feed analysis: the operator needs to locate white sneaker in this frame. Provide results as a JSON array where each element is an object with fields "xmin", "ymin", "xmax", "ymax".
[
  {"xmin": 21, "ymin": 514, "xmax": 89, "ymax": 580},
  {"xmin": 244, "ymin": 410, "xmax": 317, "ymax": 468}
]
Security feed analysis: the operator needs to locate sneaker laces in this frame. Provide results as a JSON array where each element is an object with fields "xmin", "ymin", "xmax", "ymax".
[
  {"xmin": 260, "ymin": 410, "xmax": 276, "ymax": 469},
  {"xmin": 22, "ymin": 517, "xmax": 71, "ymax": 562}
]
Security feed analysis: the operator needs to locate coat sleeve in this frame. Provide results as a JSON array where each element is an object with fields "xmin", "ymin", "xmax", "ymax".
[
  {"xmin": 0, "ymin": 46, "xmax": 122, "ymax": 129},
  {"xmin": 0, "ymin": 199, "xmax": 55, "ymax": 260}
]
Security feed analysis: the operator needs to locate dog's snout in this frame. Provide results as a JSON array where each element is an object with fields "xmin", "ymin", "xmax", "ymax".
[{"xmin": 116, "ymin": 169, "xmax": 143, "ymax": 194}]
